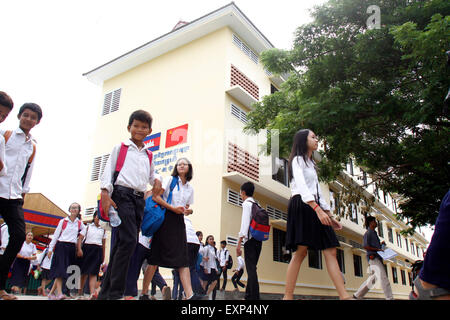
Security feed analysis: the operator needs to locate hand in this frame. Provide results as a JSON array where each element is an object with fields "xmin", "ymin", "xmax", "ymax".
[
  {"xmin": 172, "ymin": 206, "xmax": 186, "ymax": 214},
  {"xmin": 101, "ymin": 190, "xmax": 117, "ymax": 217},
  {"xmin": 77, "ymin": 249, "xmax": 83, "ymax": 258},
  {"xmin": 47, "ymin": 251, "xmax": 53, "ymax": 259},
  {"xmin": 316, "ymin": 208, "xmax": 332, "ymax": 226},
  {"xmin": 236, "ymin": 246, "xmax": 242, "ymax": 257},
  {"xmin": 331, "ymin": 217, "xmax": 342, "ymax": 230}
]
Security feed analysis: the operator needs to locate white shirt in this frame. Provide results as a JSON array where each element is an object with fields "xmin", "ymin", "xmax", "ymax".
[
  {"xmin": 81, "ymin": 223, "xmax": 106, "ymax": 246},
  {"xmin": 18, "ymin": 241, "xmax": 37, "ymax": 258},
  {"xmin": 0, "ymin": 135, "xmax": 6, "ymax": 177},
  {"xmin": 161, "ymin": 176, "xmax": 194, "ymax": 208},
  {"xmin": 49, "ymin": 217, "xmax": 86, "ymax": 252},
  {"xmin": 101, "ymin": 139, "xmax": 161, "ymax": 194},
  {"xmin": 238, "ymin": 197, "xmax": 255, "ymax": 243},
  {"xmin": 236, "ymin": 255, "xmax": 245, "ymax": 271},
  {"xmin": 217, "ymin": 248, "xmax": 230, "ymax": 267},
  {"xmin": 200, "ymin": 244, "xmax": 218, "ymax": 273},
  {"xmin": 290, "ymin": 156, "xmax": 330, "ymax": 211},
  {"xmin": 0, "ymin": 128, "xmax": 36, "ymax": 199},
  {"xmin": 138, "ymin": 233, "xmax": 152, "ymax": 249},
  {"xmin": 37, "ymin": 248, "xmax": 52, "ymax": 270},
  {"xmin": 0, "ymin": 224, "xmax": 9, "ymax": 255}
]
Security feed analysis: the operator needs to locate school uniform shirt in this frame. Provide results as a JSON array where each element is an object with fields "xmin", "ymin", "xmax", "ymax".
[
  {"xmin": 48, "ymin": 217, "xmax": 86, "ymax": 252},
  {"xmin": 200, "ymin": 244, "xmax": 218, "ymax": 273},
  {"xmin": 217, "ymin": 248, "xmax": 230, "ymax": 268},
  {"xmin": 0, "ymin": 224, "xmax": 9, "ymax": 255},
  {"xmin": 236, "ymin": 256, "xmax": 245, "ymax": 271},
  {"xmin": 100, "ymin": 139, "xmax": 161, "ymax": 194},
  {"xmin": 238, "ymin": 197, "xmax": 255, "ymax": 244},
  {"xmin": 81, "ymin": 223, "xmax": 107, "ymax": 246},
  {"xmin": 290, "ymin": 156, "xmax": 330, "ymax": 211},
  {"xmin": 0, "ymin": 135, "xmax": 6, "ymax": 177},
  {"xmin": 138, "ymin": 233, "xmax": 152, "ymax": 249},
  {"xmin": 0, "ymin": 128, "xmax": 36, "ymax": 199},
  {"xmin": 161, "ymin": 175, "xmax": 194, "ymax": 208},
  {"xmin": 18, "ymin": 241, "xmax": 37, "ymax": 259},
  {"xmin": 37, "ymin": 248, "xmax": 52, "ymax": 270}
]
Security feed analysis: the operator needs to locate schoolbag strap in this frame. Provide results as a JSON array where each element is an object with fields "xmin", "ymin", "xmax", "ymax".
[
  {"xmin": 3, "ymin": 130, "xmax": 12, "ymax": 143},
  {"xmin": 112, "ymin": 143, "xmax": 129, "ymax": 185},
  {"xmin": 166, "ymin": 176, "xmax": 179, "ymax": 205}
]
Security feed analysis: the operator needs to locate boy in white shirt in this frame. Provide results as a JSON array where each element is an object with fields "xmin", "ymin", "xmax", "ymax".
[
  {"xmin": 98, "ymin": 110, "xmax": 161, "ymax": 300},
  {"xmin": 217, "ymin": 240, "xmax": 230, "ymax": 291},
  {"xmin": 0, "ymin": 102, "xmax": 41, "ymax": 301},
  {"xmin": 236, "ymin": 181, "xmax": 262, "ymax": 300},
  {"xmin": 231, "ymin": 252, "xmax": 245, "ymax": 291}
]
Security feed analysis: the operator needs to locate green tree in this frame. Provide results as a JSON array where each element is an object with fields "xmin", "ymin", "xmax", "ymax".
[{"xmin": 245, "ymin": 0, "xmax": 450, "ymax": 229}]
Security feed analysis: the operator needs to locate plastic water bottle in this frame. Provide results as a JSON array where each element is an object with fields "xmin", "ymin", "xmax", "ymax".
[{"xmin": 109, "ymin": 207, "xmax": 121, "ymax": 227}]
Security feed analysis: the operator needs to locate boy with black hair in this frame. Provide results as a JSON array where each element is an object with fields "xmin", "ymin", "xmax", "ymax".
[
  {"xmin": 236, "ymin": 181, "xmax": 262, "ymax": 300},
  {"xmin": 98, "ymin": 109, "xmax": 162, "ymax": 300},
  {"xmin": 0, "ymin": 91, "xmax": 14, "ymax": 176},
  {"xmin": 218, "ymin": 240, "xmax": 230, "ymax": 291},
  {"xmin": 0, "ymin": 102, "xmax": 42, "ymax": 300}
]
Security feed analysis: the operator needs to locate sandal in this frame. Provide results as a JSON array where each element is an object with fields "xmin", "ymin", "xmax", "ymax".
[
  {"xmin": 0, "ymin": 291, "xmax": 18, "ymax": 300},
  {"xmin": 409, "ymin": 277, "xmax": 450, "ymax": 300}
]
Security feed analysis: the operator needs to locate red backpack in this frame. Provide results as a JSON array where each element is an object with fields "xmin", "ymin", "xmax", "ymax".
[{"xmin": 97, "ymin": 143, "xmax": 153, "ymax": 223}]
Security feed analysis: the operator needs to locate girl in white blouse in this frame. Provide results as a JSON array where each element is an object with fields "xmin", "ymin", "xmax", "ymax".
[
  {"xmin": 146, "ymin": 157, "xmax": 200, "ymax": 300},
  {"xmin": 10, "ymin": 232, "xmax": 36, "ymax": 294},
  {"xmin": 199, "ymin": 235, "xmax": 218, "ymax": 295},
  {"xmin": 284, "ymin": 129, "xmax": 352, "ymax": 300}
]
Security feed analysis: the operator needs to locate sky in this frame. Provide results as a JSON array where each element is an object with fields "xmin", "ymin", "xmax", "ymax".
[{"xmin": 0, "ymin": 0, "xmax": 434, "ymax": 242}]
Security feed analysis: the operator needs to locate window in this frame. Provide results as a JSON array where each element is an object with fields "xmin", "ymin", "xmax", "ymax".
[
  {"xmin": 392, "ymin": 267, "xmax": 398, "ymax": 284},
  {"xmin": 401, "ymin": 270, "xmax": 407, "ymax": 285},
  {"xmin": 266, "ymin": 205, "xmax": 287, "ymax": 221},
  {"xmin": 388, "ymin": 227, "xmax": 394, "ymax": 243},
  {"xmin": 396, "ymin": 232, "xmax": 402, "ymax": 248},
  {"xmin": 353, "ymin": 254, "xmax": 363, "ymax": 277},
  {"xmin": 231, "ymin": 104, "xmax": 248, "ymax": 124},
  {"xmin": 272, "ymin": 157, "xmax": 289, "ymax": 187},
  {"xmin": 226, "ymin": 236, "xmax": 238, "ymax": 246},
  {"xmin": 410, "ymin": 242, "xmax": 415, "ymax": 255},
  {"xmin": 270, "ymin": 84, "xmax": 278, "ymax": 94},
  {"xmin": 347, "ymin": 158, "xmax": 354, "ymax": 176},
  {"xmin": 84, "ymin": 207, "xmax": 96, "ymax": 217},
  {"xmin": 90, "ymin": 154, "xmax": 110, "ymax": 181},
  {"xmin": 377, "ymin": 220, "xmax": 384, "ymax": 238},
  {"xmin": 362, "ymin": 170, "xmax": 368, "ymax": 187},
  {"xmin": 350, "ymin": 204, "xmax": 358, "ymax": 224},
  {"xmin": 227, "ymin": 188, "xmax": 243, "ymax": 207},
  {"xmin": 102, "ymin": 88, "xmax": 121, "ymax": 116},
  {"xmin": 337, "ymin": 249, "xmax": 345, "ymax": 274},
  {"xmin": 308, "ymin": 249, "xmax": 322, "ymax": 269},
  {"xmin": 330, "ymin": 190, "xmax": 341, "ymax": 216},
  {"xmin": 405, "ymin": 238, "xmax": 409, "ymax": 252},
  {"xmin": 416, "ymin": 245, "xmax": 420, "ymax": 258},
  {"xmin": 273, "ymin": 229, "xmax": 291, "ymax": 263},
  {"xmin": 232, "ymin": 34, "xmax": 259, "ymax": 64}
]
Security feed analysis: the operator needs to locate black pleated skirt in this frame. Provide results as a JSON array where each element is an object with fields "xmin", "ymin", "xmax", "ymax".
[
  {"xmin": 148, "ymin": 210, "xmax": 189, "ymax": 268},
  {"xmin": 10, "ymin": 258, "xmax": 30, "ymax": 287},
  {"xmin": 80, "ymin": 244, "xmax": 103, "ymax": 275},
  {"xmin": 286, "ymin": 195, "xmax": 340, "ymax": 251},
  {"xmin": 49, "ymin": 241, "xmax": 76, "ymax": 279}
]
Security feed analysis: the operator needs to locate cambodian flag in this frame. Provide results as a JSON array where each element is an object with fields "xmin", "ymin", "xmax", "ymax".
[{"xmin": 144, "ymin": 132, "xmax": 161, "ymax": 151}]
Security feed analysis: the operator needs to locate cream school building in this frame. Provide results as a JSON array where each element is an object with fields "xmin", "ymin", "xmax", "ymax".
[{"xmin": 82, "ymin": 3, "xmax": 428, "ymax": 299}]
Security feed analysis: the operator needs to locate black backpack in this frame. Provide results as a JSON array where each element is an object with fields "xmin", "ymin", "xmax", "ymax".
[{"xmin": 226, "ymin": 252, "xmax": 233, "ymax": 270}]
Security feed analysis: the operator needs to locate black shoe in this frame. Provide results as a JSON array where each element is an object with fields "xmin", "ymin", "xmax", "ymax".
[
  {"xmin": 139, "ymin": 294, "xmax": 150, "ymax": 300},
  {"xmin": 187, "ymin": 293, "xmax": 204, "ymax": 300}
]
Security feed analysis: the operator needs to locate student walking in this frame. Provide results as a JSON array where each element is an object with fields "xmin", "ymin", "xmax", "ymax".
[
  {"xmin": 217, "ymin": 240, "xmax": 230, "ymax": 291},
  {"xmin": 146, "ymin": 157, "xmax": 200, "ymax": 300},
  {"xmin": 78, "ymin": 214, "xmax": 106, "ymax": 300},
  {"xmin": 47, "ymin": 202, "xmax": 85, "ymax": 300},
  {"xmin": 283, "ymin": 129, "xmax": 352, "ymax": 300},
  {"xmin": 9, "ymin": 232, "xmax": 37, "ymax": 294},
  {"xmin": 236, "ymin": 182, "xmax": 262, "ymax": 300},
  {"xmin": 37, "ymin": 245, "xmax": 53, "ymax": 296},
  {"xmin": 231, "ymin": 251, "xmax": 245, "ymax": 291},
  {"xmin": 354, "ymin": 216, "xmax": 393, "ymax": 300},
  {"xmin": 0, "ymin": 102, "xmax": 42, "ymax": 301},
  {"xmin": 98, "ymin": 110, "xmax": 161, "ymax": 300},
  {"xmin": 199, "ymin": 235, "xmax": 219, "ymax": 298}
]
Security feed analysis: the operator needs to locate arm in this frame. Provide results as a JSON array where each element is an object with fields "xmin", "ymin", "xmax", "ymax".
[
  {"xmin": 21, "ymin": 148, "xmax": 36, "ymax": 195},
  {"xmin": 0, "ymin": 136, "xmax": 5, "ymax": 177},
  {"xmin": 48, "ymin": 220, "xmax": 63, "ymax": 256},
  {"xmin": 152, "ymin": 177, "xmax": 185, "ymax": 214}
]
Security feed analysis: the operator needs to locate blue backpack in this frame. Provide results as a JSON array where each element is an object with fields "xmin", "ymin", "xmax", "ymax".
[{"xmin": 141, "ymin": 176, "xmax": 179, "ymax": 237}]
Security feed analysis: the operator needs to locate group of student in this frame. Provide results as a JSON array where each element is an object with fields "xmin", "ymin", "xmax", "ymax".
[{"xmin": 1, "ymin": 90, "xmax": 447, "ymax": 301}]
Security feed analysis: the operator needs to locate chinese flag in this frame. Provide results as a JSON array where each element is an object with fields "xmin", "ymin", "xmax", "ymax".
[{"xmin": 165, "ymin": 124, "xmax": 188, "ymax": 148}]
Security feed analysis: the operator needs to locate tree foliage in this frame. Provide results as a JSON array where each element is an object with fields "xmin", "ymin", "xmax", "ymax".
[{"xmin": 245, "ymin": 0, "xmax": 450, "ymax": 228}]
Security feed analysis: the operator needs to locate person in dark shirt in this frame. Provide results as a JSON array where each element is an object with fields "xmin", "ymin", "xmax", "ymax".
[{"xmin": 353, "ymin": 216, "xmax": 393, "ymax": 300}]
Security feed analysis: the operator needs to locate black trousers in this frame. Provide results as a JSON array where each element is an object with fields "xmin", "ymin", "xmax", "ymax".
[
  {"xmin": 98, "ymin": 187, "xmax": 144, "ymax": 300},
  {"xmin": 220, "ymin": 268, "xmax": 228, "ymax": 290},
  {"xmin": 244, "ymin": 238, "xmax": 262, "ymax": 300},
  {"xmin": 232, "ymin": 269, "xmax": 245, "ymax": 289},
  {"xmin": 0, "ymin": 198, "xmax": 26, "ymax": 291}
]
